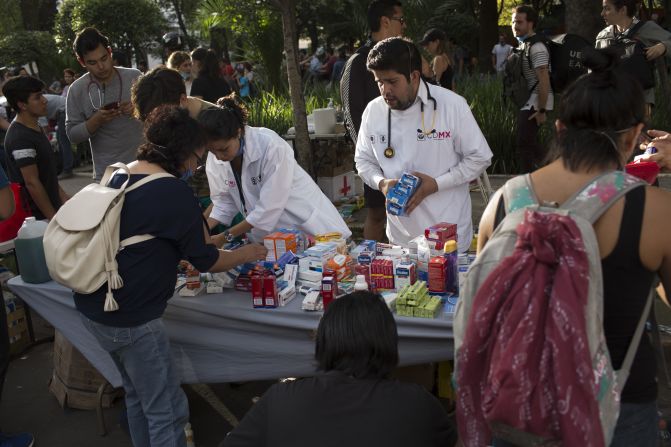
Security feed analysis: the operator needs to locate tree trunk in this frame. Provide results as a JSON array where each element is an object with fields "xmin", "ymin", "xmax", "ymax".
[
  {"xmin": 564, "ymin": 0, "xmax": 602, "ymax": 43},
  {"xmin": 273, "ymin": 0, "xmax": 313, "ymax": 177},
  {"xmin": 478, "ymin": 0, "xmax": 499, "ymax": 73},
  {"xmin": 171, "ymin": 0, "xmax": 195, "ymax": 49}
]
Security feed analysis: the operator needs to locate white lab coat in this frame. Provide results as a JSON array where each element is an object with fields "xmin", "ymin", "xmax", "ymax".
[
  {"xmin": 355, "ymin": 81, "xmax": 492, "ymax": 252},
  {"xmin": 207, "ymin": 126, "xmax": 351, "ymax": 242}
]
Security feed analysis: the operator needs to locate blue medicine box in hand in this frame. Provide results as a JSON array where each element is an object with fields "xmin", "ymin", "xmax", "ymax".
[{"xmin": 386, "ymin": 173, "xmax": 422, "ymax": 216}]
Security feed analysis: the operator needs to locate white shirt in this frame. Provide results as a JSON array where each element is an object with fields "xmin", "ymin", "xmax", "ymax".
[
  {"xmin": 355, "ymin": 81, "xmax": 492, "ymax": 252},
  {"xmin": 207, "ymin": 126, "xmax": 351, "ymax": 242},
  {"xmin": 492, "ymin": 43, "xmax": 513, "ymax": 72}
]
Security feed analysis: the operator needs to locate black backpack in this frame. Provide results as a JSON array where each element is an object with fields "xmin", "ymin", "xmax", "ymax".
[
  {"xmin": 600, "ymin": 21, "xmax": 656, "ymax": 90},
  {"xmin": 502, "ymin": 33, "xmax": 591, "ymax": 106}
]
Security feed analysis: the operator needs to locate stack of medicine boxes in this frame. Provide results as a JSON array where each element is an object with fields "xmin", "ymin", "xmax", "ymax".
[{"xmin": 386, "ymin": 173, "xmax": 422, "ymax": 216}]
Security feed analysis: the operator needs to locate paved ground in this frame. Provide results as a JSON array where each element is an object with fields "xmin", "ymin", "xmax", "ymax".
[{"xmin": 1, "ymin": 166, "xmax": 670, "ymax": 446}]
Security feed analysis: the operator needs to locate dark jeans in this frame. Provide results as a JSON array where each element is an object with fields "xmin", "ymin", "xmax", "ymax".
[
  {"xmin": 491, "ymin": 401, "xmax": 658, "ymax": 447},
  {"xmin": 57, "ymin": 111, "xmax": 73, "ymax": 173},
  {"xmin": 516, "ymin": 108, "xmax": 546, "ymax": 174},
  {"xmin": 0, "ymin": 287, "xmax": 8, "ymax": 404}
]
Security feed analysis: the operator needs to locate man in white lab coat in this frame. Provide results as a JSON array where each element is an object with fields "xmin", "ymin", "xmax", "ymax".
[{"xmin": 355, "ymin": 37, "xmax": 492, "ymax": 252}]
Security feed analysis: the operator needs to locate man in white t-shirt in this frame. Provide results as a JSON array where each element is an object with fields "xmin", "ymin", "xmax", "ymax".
[
  {"xmin": 512, "ymin": 4, "xmax": 553, "ymax": 173},
  {"xmin": 491, "ymin": 34, "xmax": 512, "ymax": 73}
]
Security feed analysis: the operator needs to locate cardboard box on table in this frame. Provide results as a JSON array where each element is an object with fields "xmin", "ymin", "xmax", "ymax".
[
  {"xmin": 49, "ymin": 330, "xmax": 122, "ymax": 410},
  {"xmin": 317, "ymin": 171, "xmax": 363, "ymax": 202}
]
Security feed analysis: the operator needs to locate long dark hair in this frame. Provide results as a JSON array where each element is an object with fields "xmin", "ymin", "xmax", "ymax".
[
  {"xmin": 315, "ymin": 291, "xmax": 399, "ymax": 379},
  {"xmin": 550, "ymin": 47, "xmax": 645, "ymax": 171},
  {"xmin": 136, "ymin": 105, "xmax": 204, "ymax": 177},
  {"xmin": 191, "ymin": 47, "xmax": 221, "ymax": 80}
]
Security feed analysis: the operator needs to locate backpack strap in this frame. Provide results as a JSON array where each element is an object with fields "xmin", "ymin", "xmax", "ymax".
[
  {"xmin": 615, "ymin": 284, "xmax": 655, "ymax": 394},
  {"xmin": 560, "ymin": 171, "xmax": 645, "ymax": 224},
  {"xmin": 623, "ymin": 20, "xmax": 646, "ymax": 39},
  {"xmin": 117, "ymin": 172, "xmax": 175, "ymax": 249},
  {"xmin": 100, "ymin": 162, "xmax": 132, "ymax": 188},
  {"xmin": 502, "ymin": 174, "xmax": 537, "ymax": 213}
]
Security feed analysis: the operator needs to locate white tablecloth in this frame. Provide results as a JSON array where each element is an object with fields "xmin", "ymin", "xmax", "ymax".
[{"xmin": 8, "ymin": 278, "xmax": 454, "ymax": 388}]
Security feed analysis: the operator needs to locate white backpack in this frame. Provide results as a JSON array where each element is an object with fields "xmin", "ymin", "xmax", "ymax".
[
  {"xmin": 44, "ymin": 163, "xmax": 173, "ymax": 311},
  {"xmin": 453, "ymin": 171, "xmax": 654, "ymax": 446}
]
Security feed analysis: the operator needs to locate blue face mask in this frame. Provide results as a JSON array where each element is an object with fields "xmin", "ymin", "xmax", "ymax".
[
  {"xmin": 180, "ymin": 71, "xmax": 190, "ymax": 81},
  {"xmin": 237, "ymin": 137, "xmax": 245, "ymax": 157},
  {"xmin": 180, "ymin": 169, "xmax": 193, "ymax": 182},
  {"xmin": 516, "ymin": 35, "xmax": 528, "ymax": 44}
]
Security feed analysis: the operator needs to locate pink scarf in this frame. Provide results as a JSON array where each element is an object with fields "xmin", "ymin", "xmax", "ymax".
[{"xmin": 457, "ymin": 210, "xmax": 604, "ymax": 447}]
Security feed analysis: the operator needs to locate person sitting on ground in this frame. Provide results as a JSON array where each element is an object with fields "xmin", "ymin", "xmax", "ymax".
[
  {"xmin": 477, "ymin": 47, "xmax": 671, "ymax": 446},
  {"xmin": 221, "ymin": 291, "xmax": 455, "ymax": 447}
]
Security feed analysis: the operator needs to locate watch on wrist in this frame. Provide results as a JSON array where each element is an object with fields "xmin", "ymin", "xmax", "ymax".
[{"xmin": 223, "ymin": 231, "xmax": 234, "ymax": 243}]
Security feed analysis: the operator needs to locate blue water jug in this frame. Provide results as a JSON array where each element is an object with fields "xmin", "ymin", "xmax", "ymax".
[{"xmin": 15, "ymin": 217, "xmax": 51, "ymax": 283}]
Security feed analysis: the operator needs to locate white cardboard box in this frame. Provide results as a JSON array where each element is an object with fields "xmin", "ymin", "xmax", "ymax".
[{"xmin": 317, "ymin": 171, "xmax": 363, "ymax": 202}]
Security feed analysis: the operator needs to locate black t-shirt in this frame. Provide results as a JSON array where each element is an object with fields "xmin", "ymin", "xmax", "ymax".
[
  {"xmin": 223, "ymin": 371, "xmax": 456, "ymax": 447},
  {"xmin": 190, "ymin": 75, "xmax": 233, "ymax": 104},
  {"xmin": 3, "ymin": 121, "xmax": 61, "ymax": 220},
  {"xmin": 341, "ymin": 40, "xmax": 380, "ymax": 143},
  {"xmin": 74, "ymin": 174, "xmax": 219, "ymax": 327}
]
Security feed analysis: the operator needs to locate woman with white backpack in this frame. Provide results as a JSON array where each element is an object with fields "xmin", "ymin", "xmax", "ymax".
[
  {"xmin": 74, "ymin": 105, "xmax": 266, "ymax": 447},
  {"xmin": 462, "ymin": 47, "xmax": 671, "ymax": 446}
]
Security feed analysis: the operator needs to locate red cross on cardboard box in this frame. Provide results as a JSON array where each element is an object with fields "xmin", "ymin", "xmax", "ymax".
[{"xmin": 339, "ymin": 175, "xmax": 351, "ymax": 197}]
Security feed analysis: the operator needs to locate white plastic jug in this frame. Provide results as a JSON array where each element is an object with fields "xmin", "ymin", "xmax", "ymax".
[
  {"xmin": 15, "ymin": 217, "xmax": 51, "ymax": 283},
  {"xmin": 313, "ymin": 107, "xmax": 336, "ymax": 135}
]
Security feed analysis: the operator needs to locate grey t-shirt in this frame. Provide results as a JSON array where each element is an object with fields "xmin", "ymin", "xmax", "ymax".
[{"xmin": 65, "ymin": 67, "xmax": 143, "ymax": 179}]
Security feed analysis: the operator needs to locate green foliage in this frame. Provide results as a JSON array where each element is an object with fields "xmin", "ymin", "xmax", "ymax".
[
  {"xmin": 458, "ymin": 75, "xmax": 520, "ymax": 173},
  {"xmin": 198, "ymin": 0, "xmax": 284, "ymax": 92},
  {"xmin": 55, "ymin": 0, "xmax": 166, "ymax": 59},
  {"xmin": 0, "ymin": 31, "xmax": 60, "ymax": 78},
  {"xmin": 0, "ymin": 0, "xmax": 23, "ymax": 34}
]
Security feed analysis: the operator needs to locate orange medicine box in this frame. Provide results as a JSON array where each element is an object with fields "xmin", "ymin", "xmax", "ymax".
[{"xmin": 274, "ymin": 233, "xmax": 297, "ymax": 259}]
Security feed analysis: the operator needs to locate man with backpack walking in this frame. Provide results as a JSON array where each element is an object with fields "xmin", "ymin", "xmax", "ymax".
[{"xmin": 511, "ymin": 5, "xmax": 553, "ymax": 173}]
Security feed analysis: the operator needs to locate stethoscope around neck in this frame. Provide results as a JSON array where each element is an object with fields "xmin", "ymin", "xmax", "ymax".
[
  {"xmin": 87, "ymin": 68, "xmax": 122, "ymax": 111},
  {"xmin": 384, "ymin": 79, "xmax": 437, "ymax": 159}
]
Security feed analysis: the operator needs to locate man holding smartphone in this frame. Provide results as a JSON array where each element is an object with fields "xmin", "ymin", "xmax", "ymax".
[{"xmin": 65, "ymin": 27, "xmax": 143, "ymax": 180}]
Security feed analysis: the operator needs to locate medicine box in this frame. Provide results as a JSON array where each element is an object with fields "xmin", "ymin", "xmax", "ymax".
[{"xmin": 425, "ymin": 222, "xmax": 457, "ymax": 243}]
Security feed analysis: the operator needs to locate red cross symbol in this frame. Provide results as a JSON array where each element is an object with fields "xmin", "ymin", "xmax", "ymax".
[{"xmin": 339, "ymin": 175, "xmax": 351, "ymax": 196}]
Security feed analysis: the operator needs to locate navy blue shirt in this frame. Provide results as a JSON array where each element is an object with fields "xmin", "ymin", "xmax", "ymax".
[{"xmin": 74, "ymin": 174, "xmax": 219, "ymax": 327}]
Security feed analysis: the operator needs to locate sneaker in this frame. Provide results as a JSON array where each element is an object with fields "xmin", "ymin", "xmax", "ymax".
[
  {"xmin": 58, "ymin": 171, "xmax": 74, "ymax": 180},
  {"xmin": 0, "ymin": 432, "xmax": 35, "ymax": 447}
]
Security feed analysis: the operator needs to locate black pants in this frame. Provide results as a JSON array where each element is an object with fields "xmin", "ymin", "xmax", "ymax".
[
  {"xmin": 516, "ymin": 108, "xmax": 547, "ymax": 173},
  {"xmin": 0, "ymin": 288, "xmax": 8, "ymax": 403}
]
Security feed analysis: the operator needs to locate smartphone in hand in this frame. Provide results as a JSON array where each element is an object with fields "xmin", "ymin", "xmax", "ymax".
[{"xmin": 101, "ymin": 101, "xmax": 120, "ymax": 111}]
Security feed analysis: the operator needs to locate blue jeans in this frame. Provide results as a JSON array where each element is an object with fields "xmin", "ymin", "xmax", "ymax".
[
  {"xmin": 81, "ymin": 315, "xmax": 189, "ymax": 447},
  {"xmin": 611, "ymin": 401, "xmax": 658, "ymax": 447},
  {"xmin": 491, "ymin": 401, "xmax": 658, "ymax": 447}
]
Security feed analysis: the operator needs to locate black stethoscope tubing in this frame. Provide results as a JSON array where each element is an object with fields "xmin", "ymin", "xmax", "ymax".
[{"xmin": 386, "ymin": 79, "xmax": 437, "ymax": 158}]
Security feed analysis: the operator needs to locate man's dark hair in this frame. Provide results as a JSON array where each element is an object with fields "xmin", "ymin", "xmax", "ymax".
[
  {"xmin": 131, "ymin": 67, "xmax": 186, "ymax": 122},
  {"xmin": 191, "ymin": 47, "xmax": 221, "ymax": 80},
  {"xmin": 315, "ymin": 291, "xmax": 399, "ymax": 379},
  {"xmin": 367, "ymin": 0, "xmax": 402, "ymax": 33},
  {"xmin": 63, "ymin": 68, "xmax": 75, "ymax": 76},
  {"xmin": 367, "ymin": 37, "xmax": 421, "ymax": 82},
  {"xmin": 610, "ymin": 0, "xmax": 638, "ymax": 17},
  {"xmin": 513, "ymin": 5, "xmax": 539, "ymax": 29},
  {"xmin": 137, "ymin": 105, "xmax": 205, "ymax": 177},
  {"xmin": 2, "ymin": 75, "xmax": 45, "ymax": 111},
  {"xmin": 73, "ymin": 27, "xmax": 111, "ymax": 60},
  {"xmin": 197, "ymin": 93, "xmax": 249, "ymax": 141},
  {"xmin": 550, "ymin": 47, "xmax": 646, "ymax": 171}
]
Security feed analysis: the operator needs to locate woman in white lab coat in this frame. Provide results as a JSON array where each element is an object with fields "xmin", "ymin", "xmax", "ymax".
[{"xmin": 200, "ymin": 95, "xmax": 351, "ymax": 245}]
